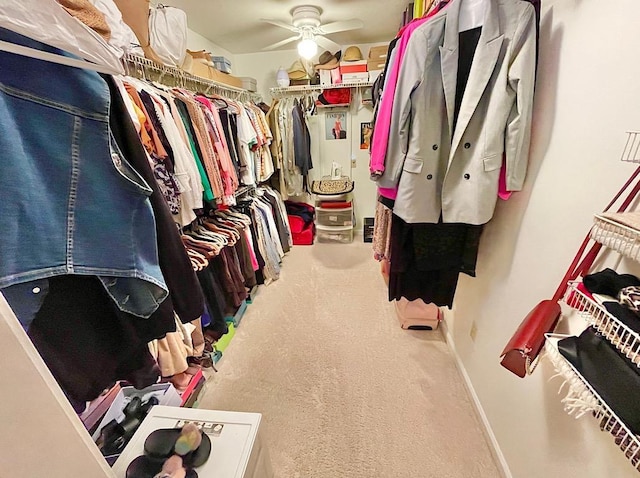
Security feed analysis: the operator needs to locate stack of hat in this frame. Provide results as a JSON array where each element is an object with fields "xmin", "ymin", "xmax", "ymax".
[
  {"xmin": 314, "ymin": 50, "xmax": 341, "ymax": 70},
  {"xmin": 288, "ymin": 60, "xmax": 311, "ymax": 85}
]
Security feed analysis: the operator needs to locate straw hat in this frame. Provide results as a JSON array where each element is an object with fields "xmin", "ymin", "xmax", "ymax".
[
  {"xmin": 343, "ymin": 46, "xmax": 363, "ymax": 61},
  {"xmin": 288, "ymin": 60, "xmax": 310, "ymax": 80}
]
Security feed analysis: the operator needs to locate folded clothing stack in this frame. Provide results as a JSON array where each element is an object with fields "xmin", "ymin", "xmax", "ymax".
[
  {"xmin": 581, "ymin": 268, "xmax": 640, "ymax": 333},
  {"xmin": 285, "ymin": 201, "xmax": 315, "ymax": 246}
]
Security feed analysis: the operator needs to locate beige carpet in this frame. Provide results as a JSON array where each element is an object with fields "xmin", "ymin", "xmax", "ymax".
[{"xmin": 198, "ymin": 241, "xmax": 502, "ymax": 478}]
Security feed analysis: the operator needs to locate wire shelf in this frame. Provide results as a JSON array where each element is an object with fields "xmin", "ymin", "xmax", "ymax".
[
  {"xmin": 565, "ymin": 281, "xmax": 640, "ymax": 366},
  {"xmin": 622, "ymin": 131, "xmax": 640, "ymax": 163},
  {"xmin": 122, "ymin": 54, "xmax": 262, "ymax": 102},
  {"xmin": 591, "ymin": 214, "xmax": 640, "ymax": 263},
  {"xmin": 545, "ymin": 333, "xmax": 640, "ymax": 471},
  {"xmin": 270, "ymin": 81, "xmax": 373, "ymax": 98}
]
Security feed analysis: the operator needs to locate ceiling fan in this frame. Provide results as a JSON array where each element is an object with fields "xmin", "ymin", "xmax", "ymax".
[{"xmin": 260, "ymin": 5, "xmax": 364, "ymax": 58}]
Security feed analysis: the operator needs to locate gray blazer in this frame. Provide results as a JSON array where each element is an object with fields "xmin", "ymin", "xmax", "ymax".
[{"xmin": 376, "ymin": 0, "xmax": 536, "ymax": 225}]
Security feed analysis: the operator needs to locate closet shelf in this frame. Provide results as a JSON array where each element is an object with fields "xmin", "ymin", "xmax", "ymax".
[
  {"xmin": 123, "ymin": 54, "xmax": 262, "ymax": 102},
  {"xmin": 545, "ymin": 333, "xmax": 640, "ymax": 472},
  {"xmin": 621, "ymin": 131, "xmax": 640, "ymax": 163},
  {"xmin": 564, "ymin": 281, "xmax": 640, "ymax": 367},
  {"xmin": 270, "ymin": 82, "xmax": 373, "ymax": 97},
  {"xmin": 590, "ymin": 214, "xmax": 640, "ymax": 263}
]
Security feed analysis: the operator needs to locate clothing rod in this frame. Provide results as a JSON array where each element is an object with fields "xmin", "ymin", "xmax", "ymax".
[
  {"xmin": 0, "ymin": 40, "xmax": 121, "ymax": 75},
  {"xmin": 123, "ymin": 54, "xmax": 262, "ymax": 102},
  {"xmin": 269, "ymin": 82, "xmax": 373, "ymax": 99}
]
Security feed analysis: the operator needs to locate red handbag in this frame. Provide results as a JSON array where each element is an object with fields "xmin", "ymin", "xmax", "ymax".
[{"xmin": 500, "ymin": 166, "xmax": 640, "ymax": 377}]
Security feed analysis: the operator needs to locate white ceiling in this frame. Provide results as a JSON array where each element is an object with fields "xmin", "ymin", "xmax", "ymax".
[{"xmin": 167, "ymin": 0, "xmax": 409, "ymax": 54}]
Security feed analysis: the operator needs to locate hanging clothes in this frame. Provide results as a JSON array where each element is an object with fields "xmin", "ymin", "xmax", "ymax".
[
  {"xmin": 370, "ymin": 0, "xmax": 536, "ymax": 306},
  {"xmin": 376, "ymin": 0, "xmax": 536, "ymax": 224},
  {"xmin": 0, "ymin": 18, "xmax": 298, "ymax": 407},
  {"xmin": 0, "ymin": 28, "xmax": 169, "ymax": 323}
]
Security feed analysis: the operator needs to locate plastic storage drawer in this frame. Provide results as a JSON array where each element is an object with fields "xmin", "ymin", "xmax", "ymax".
[
  {"xmin": 316, "ymin": 225, "xmax": 354, "ymax": 244},
  {"xmin": 316, "ymin": 207, "xmax": 353, "ymax": 227},
  {"xmin": 313, "ymin": 192, "xmax": 352, "ymax": 202}
]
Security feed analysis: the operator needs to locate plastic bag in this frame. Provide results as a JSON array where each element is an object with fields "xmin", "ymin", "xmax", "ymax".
[
  {"xmin": 0, "ymin": 0, "xmax": 124, "ymax": 74},
  {"xmin": 148, "ymin": 4, "xmax": 187, "ymax": 67}
]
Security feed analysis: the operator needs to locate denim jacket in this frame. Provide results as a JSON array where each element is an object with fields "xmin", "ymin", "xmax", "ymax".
[{"xmin": 0, "ymin": 28, "xmax": 168, "ymax": 320}]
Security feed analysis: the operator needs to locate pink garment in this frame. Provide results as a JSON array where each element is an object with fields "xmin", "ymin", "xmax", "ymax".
[
  {"xmin": 372, "ymin": 0, "xmax": 513, "ymax": 202},
  {"xmin": 244, "ymin": 228, "xmax": 259, "ymax": 272},
  {"xmin": 196, "ymin": 96, "xmax": 238, "ymax": 201},
  {"xmin": 498, "ymin": 153, "xmax": 512, "ymax": 200},
  {"xmin": 369, "ymin": 7, "xmax": 445, "ymax": 181}
]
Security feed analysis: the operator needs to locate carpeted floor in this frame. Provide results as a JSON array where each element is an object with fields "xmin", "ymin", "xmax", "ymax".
[{"xmin": 198, "ymin": 241, "xmax": 502, "ymax": 478}]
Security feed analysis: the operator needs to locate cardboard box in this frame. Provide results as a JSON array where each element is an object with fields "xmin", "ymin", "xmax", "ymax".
[
  {"xmin": 92, "ymin": 383, "xmax": 182, "ymax": 442},
  {"xmin": 340, "ymin": 64, "xmax": 368, "ymax": 74},
  {"xmin": 368, "ymin": 45, "xmax": 388, "ymax": 61},
  {"xmin": 209, "ymin": 68, "xmax": 244, "ymax": 89},
  {"xmin": 81, "ymin": 383, "xmax": 122, "ymax": 432},
  {"xmin": 185, "ymin": 61, "xmax": 244, "ymax": 89},
  {"xmin": 340, "ymin": 59, "xmax": 367, "ymax": 66},
  {"xmin": 368, "ymin": 59, "xmax": 386, "ymax": 71},
  {"xmin": 239, "ymin": 77, "xmax": 257, "ymax": 92},
  {"xmin": 342, "ymin": 72, "xmax": 370, "ymax": 83}
]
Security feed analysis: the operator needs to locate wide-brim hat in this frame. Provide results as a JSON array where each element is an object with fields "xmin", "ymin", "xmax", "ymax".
[
  {"xmin": 288, "ymin": 60, "xmax": 309, "ymax": 80},
  {"xmin": 315, "ymin": 50, "xmax": 341, "ymax": 70}
]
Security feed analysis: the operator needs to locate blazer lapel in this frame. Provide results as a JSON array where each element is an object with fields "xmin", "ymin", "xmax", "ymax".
[
  {"xmin": 450, "ymin": 0, "xmax": 504, "ymax": 158},
  {"xmin": 440, "ymin": 0, "xmax": 461, "ymax": 140}
]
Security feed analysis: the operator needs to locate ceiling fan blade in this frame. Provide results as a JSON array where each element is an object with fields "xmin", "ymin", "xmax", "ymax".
[
  {"xmin": 314, "ymin": 35, "xmax": 341, "ymax": 53},
  {"xmin": 260, "ymin": 19, "xmax": 299, "ymax": 32},
  {"xmin": 318, "ymin": 19, "xmax": 364, "ymax": 35},
  {"xmin": 262, "ymin": 35, "xmax": 301, "ymax": 51}
]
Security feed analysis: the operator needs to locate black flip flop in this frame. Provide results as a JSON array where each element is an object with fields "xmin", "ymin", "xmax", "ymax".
[
  {"xmin": 144, "ymin": 428, "xmax": 212, "ymax": 468},
  {"xmin": 125, "ymin": 455, "xmax": 199, "ymax": 478}
]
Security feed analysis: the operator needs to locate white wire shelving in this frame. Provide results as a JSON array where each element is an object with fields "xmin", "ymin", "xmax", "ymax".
[
  {"xmin": 545, "ymin": 333, "xmax": 640, "ymax": 471},
  {"xmin": 591, "ymin": 214, "xmax": 640, "ymax": 263},
  {"xmin": 269, "ymin": 81, "xmax": 373, "ymax": 98},
  {"xmin": 564, "ymin": 282, "xmax": 640, "ymax": 367},
  {"xmin": 621, "ymin": 131, "xmax": 640, "ymax": 164},
  {"xmin": 543, "ymin": 129, "xmax": 640, "ymax": 473},
  {"xmin": 123, "ymin": 54, "xmax": 262, "ymax": 102}
]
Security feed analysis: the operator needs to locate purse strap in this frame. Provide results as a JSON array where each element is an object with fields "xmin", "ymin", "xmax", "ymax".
[{"xmin": 551, "ymin": 165, "xmax": 640, "ymax": 303}]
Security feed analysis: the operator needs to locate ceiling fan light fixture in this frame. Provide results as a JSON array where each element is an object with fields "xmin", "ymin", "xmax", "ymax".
[{"xmin": 297, "ymin": 38, "xmax": 318, "ymax": 60}]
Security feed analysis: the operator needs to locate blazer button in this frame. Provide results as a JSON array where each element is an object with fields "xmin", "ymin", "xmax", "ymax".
[
  {"xmin": 464, "ymin": 173, "xmax": 471, "ymax": 180},
  {"xmin": 464, "ymin": 142, "xmax": 471, "ymax": 149},
  {"xmin": 427, "ymin": 174, "xmax": 433, "ymax": 180},
  {"xmin": 432, "ymin": 144, "xmax": 438, "ymax": 151}
]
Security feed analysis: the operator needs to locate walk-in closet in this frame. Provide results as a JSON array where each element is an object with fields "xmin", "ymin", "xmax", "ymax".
[{"xmin": 2, "ymin": 1, "xmax": 640, "ymax": 477}]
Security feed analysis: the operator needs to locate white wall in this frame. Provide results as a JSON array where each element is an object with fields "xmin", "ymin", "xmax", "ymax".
[
  {"xmin": 233, "ymin": 43, "xmax": 386, "ymax": 229},
  {"xmin": 449, "ymin": 1, "xmax": 640, "ymax": 477},
  {"xmin": 0, "ymin": 295, "xmax": 114, "ymax": 477},
  {"xmin": 186, "ymin": 28, "xmax": 235, "ymax": 67}
]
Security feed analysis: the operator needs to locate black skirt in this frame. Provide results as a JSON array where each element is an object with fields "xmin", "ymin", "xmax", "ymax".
[{"xmin": 388, "ymin": 214, "xmax": 483, "ymax": 307}]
